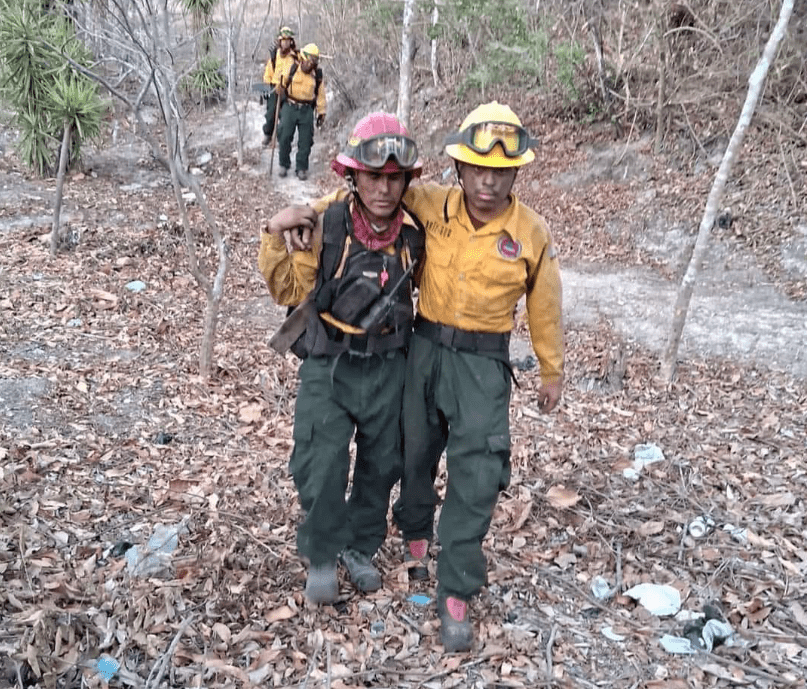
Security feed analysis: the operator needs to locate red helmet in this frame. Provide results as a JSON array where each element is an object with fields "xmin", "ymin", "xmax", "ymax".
[{"xmin": 332, "ymin": 112, "xmax": 423, "ymax": 178}]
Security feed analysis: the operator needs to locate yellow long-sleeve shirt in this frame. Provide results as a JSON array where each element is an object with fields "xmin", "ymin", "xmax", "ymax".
[
  {"xmin": 309, "ymin": 184, "xmax": 564, "ymax": 381},
  {"xmin": 403, "ymin": 182, "xmax": 564, "ymax": 382},
  {"xmin": 263, "ymin": 50, "xmax": 297, "ymax": 87},
  {"xmin": 285, "ymin": 66, "xmax": 326, "ymax": 116}
]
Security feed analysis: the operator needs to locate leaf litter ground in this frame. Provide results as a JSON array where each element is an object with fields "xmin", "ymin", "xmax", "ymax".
[{"xmin": 1, "ymin": 103, "xmax": 806, "ymax": 688}]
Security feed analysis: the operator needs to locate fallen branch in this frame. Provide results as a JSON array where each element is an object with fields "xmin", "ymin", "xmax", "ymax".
[{"xmin": 145, "ymin": 615, "xmax": 195, "ymax": 689}]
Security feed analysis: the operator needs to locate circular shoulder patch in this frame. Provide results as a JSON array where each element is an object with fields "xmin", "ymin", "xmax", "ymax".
[{"xmin": 497, "ymin": 236, "xmax": 522, "ymax": 260}]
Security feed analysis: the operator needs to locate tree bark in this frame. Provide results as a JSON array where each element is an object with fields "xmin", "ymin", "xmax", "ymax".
[
  {"xmin": 397, "ymin": 0, "xmax": 416, "ymax": 129},
  {"xmin": 430, "ymin": 6, "xmax": 442, "ymax": 90},
  {"xmin": 50, "ymin": 120, "xmax": 72, "ymax": 256},
  {"xmin": 660, "ymin": 0, "xmax": 795, "ymax": 382}
]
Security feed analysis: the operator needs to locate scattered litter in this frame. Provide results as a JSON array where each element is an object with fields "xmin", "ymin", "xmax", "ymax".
[
  {"xmin": 125, "ymin": 280, "xmax": 147, "ymax": 293},
  {"xmin": 93, "ymin": 656, "xmax": 119, "ymax": 682},
  {"xmin": 688, "ymin": 516, "xmax": 716, "ymax": 538},
  {"xmin": 624, "ymin": 583, "xmax": 681, "ymax": 616},
  {"xmin": 623, "ymin": 443, "xmax": 665, "ymax": 480},
  {"xmin": 512, "ymin": 355, "xmax": 536, "ymax": 372},
  {"xmin": 126, "ymin": 518, "xmax": 189, "ymax": 578},
  {"xmin": 67, "ymin": 318, "xmax": 82, "ymax": 327},
  {"xmin": 660, "ymin": 633, "xmax": 696, "ymax": 654},
  {"xmin": 601, "ymin": 626, "xmax": 626, "ymax": 642},
  {"xmin": 723, "ymin": 523, "xmax": 749, "ymax": 544},
  {"xmin": 154, "ymin": 431, "xmax": 174, "ymax": 445},
  {"xmin": 370, "ymin": 620, "xmax": 385, "ymax": 637},
  {"xmin": 591, "ymin": 575, "xmax": 617, "ymax": 601},
  {"xmin": 408, "ymin": 594, "xmax": 431, "ymax": 606},
  {"xmin": 661, "ymin": 618, "xmax": 734, "ymax": 654}
]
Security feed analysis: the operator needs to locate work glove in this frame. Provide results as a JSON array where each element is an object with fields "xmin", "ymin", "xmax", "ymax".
[{"xmin": 316, "ymin": 113, "xmax": 325, "ymax": 128}]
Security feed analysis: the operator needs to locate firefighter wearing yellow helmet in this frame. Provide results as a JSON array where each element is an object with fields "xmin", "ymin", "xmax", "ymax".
[
  {"xmin": 393, "ymin": 101, "xmax": 564, "ymax": 652},
  {"xmin": 276, "ymin": 42, "xmax": 326, "ymax": 180}
]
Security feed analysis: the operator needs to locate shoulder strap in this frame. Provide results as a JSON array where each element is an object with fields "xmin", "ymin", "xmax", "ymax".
[
  {"xmin": 314, "ymin": 67, "xmax": 323, "ymax": 101},
  {"xmin": 285, "ymin": 61, "xmax": 298, "ymax": 88},
  {"xmin": 318, "ymin": 201, "xmax": 351, "ymax": 284},
  {"xmin": 270, "ymin": 46, "xmax": 278, "ymax": 66}
]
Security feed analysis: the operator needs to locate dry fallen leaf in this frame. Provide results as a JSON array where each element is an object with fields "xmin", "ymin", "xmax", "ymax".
[{"xmin": 546, "ymin": 486, "xmax": 581, "ymax": 509}]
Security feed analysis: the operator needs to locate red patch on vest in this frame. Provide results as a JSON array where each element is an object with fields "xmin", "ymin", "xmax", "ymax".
[{"xmin": 497, "ymin": 236, "xmax": 522, "ymax": 259}]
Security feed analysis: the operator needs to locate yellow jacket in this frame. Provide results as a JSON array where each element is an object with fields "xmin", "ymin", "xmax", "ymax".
[
  {"xmin": 285, "ymin": 66, "xmax": 326, "ymax": 116},
  {"xmin": 263, "ymin": 50, "xmax": 296, "ymax": 87},
  {"xmin": 309, "ymin": 184, "xmax": 564, "ymax": 381},
  {"xmin": 402, "ymin": 182, "xmax": 563, "ymax": 382}
]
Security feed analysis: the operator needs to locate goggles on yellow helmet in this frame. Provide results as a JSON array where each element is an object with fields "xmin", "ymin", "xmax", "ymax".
[
  {"xmin": 344, "ymin": 134, "xmax": 419, "ymax": 169},
  {"xmin": 445, "ymin": 121, "xmax": 538, "ymax": 158}
]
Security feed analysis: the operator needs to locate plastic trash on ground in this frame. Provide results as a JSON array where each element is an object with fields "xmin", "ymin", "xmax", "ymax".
[
  {"xmin": 125, "ymin": 280, "xmax": 147, "ymax": 293},
  {"xmin": 623, "ymin": 443, "xmax": 665, "ymax": 480},
  {"xmin": 624, "ymin": 583, "xmax": 681, "ymax": 616},
  {"xmin": 661, "ymin": 619, "xmax": 734, "ymax": 654},
  {"xmin": 125, "ymin": 519, "xmax": 189, "ymax": 578},
  {"xmin": 688, "ymin": 516, "xmax": 716, "ymax": 538},
  {"xmin": 591, "ymin": 575, "xmax": 617, "ymax": 601},
  {"xmin": 601, "ymin": 626, "xmax": 626, "ymax": 642}
]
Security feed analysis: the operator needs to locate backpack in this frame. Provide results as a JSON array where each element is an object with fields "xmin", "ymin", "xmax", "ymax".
[{"xmin": 285, "ymin": 62, "xmax": 323, "ymax": 105}]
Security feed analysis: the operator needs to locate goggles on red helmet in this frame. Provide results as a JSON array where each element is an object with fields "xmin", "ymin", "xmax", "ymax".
[
  {"xmin": 444, "ymin": 121, "xmax": 538, "ymax": 158},
  {"xmin": 343, "ymin": 134, "xmax": 419, "ymax": 170}
]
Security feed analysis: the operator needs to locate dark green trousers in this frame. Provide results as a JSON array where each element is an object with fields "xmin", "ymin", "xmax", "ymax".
[
  {"xmin": 291, "ymin": 351, "xmax": 406, "ymax": 566},
  {"xmin": 262, "ymin": 91, "xmax": 280, "ymax": 138},
  {"xmin": 393, "ymin": 333, "xmax": 512, "ymax": 600},
  {"xmin": 277, "ymin": 102, "xmax": 314, "ymax": 173}
]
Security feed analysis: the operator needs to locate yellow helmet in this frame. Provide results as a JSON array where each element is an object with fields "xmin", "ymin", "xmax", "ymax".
[
  {"xmin": 300, "ymin": 43, "xmax": 320, "ymax": 60},
  {"xmin": 278, "ymin": 26, "xmax": 295, "ymax": 38},
  {"xmin": 445, "ymin": 101, "xmax": 536, "ymax": 168}
]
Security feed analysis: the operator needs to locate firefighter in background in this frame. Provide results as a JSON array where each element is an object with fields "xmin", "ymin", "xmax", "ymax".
[
  {"xmin": 276, "ymin": 43, "xmax": 326, "ymax": 180},
  {"xmin": 257, "ymin": 113, "xmax": 424, "ymax": 604},
  {"xmin": 262, "ymin": 26, "xmax": 297, "ymax": 146}
]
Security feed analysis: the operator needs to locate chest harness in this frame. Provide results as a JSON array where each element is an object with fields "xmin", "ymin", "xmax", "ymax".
[{"xmin": 295, "ymin": 200, "xmax": 424, "ymax": 358}]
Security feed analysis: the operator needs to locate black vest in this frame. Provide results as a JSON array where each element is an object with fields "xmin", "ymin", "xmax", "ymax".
[{"xmin": 300, "ymin": 200, "xmax": 424, "ymax": 358}]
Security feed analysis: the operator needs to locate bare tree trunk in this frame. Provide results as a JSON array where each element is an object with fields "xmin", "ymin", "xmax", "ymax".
[
  {"xmin": 653, "ymin": 1, "xmax": 667, "ymax": 155},
  {"xmin": 50, "ymin": 120, "xmax": 72, "ymax": 256},
  {"xmin": 224, "ymin": 0, "xmax": 248, "ymax": 166},
  {"xmin": 660, "ymin": 0, "xmax": 795, "ymax": 382},
  {"xmin": 430, "ymin": 5, "xmax": 442, "ymax": 90},
  {"xmin": 69, "ymin": 0, "xmax": 231, "ymax": 382},
  {"xmin": 397, "ymin": 0, "xmax": 416, "ymax": 129}
]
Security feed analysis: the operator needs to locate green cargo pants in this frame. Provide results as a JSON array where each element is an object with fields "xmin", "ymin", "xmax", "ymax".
[
  {"xmin": 291, "ymin": 350, "xmax": 406, "ymax": 566},
  {"xmin": 277, "ymin": 101, "xmax": 314, "ymax": 173},
  {"xmin": 393, "ymin": 333, "xmax": 512, "ymax": 600}
]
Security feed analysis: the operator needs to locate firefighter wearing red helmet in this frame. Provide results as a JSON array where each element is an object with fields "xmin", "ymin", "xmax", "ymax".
[{"xmin": 258, "ymin": 113, "xmax": 425, "ymax": 604}]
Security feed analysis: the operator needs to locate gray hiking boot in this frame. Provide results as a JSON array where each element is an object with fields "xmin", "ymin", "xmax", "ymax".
[
  {"xmin": 339, "ymin": 548, "xmax": 382, "ymax": 592},
  {"xmin": 278, "ymin": 166, "xmax": 288, "ymax": 178},
  {"xmin": 438, "ymin": 594, "xmax": 473, "ymax": 652},
  {"xmin": 404, "ymin": 539, "xmax": 430, "ymax": 580},
  {"xmin": 304, "ymin": 562, "xmax": 338, "ymax": 604}
]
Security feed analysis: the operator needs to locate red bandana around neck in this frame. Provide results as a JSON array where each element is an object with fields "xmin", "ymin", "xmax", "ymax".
[{"xmin": 351, "ymin": 199, "xmax": 404, "ymax": 251}]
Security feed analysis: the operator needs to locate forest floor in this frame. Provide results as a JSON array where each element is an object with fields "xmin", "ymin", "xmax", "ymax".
[{"xmin": 1, "ymin": 91, "xmax": 806, "ymax": 689}]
